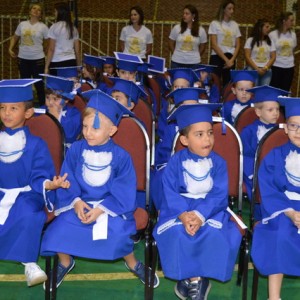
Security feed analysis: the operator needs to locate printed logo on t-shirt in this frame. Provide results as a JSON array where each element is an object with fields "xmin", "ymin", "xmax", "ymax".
[
  {"xmin": 180, "ymin": 35, "xmax": 194, "ymax": 51},
  {"xmin": 128, "ymin": 37, "xmax": 141, "ymax": 54},
  {"xmin": 22, "ymin": 29, "xmax": 34, "ymax": 46},
  {"xmin": 280, "ymin": 40, "xmax": 292, "ymax": 57}
]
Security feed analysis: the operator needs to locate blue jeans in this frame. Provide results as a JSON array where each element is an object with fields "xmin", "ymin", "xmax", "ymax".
[{"xmin": 246, "ymin": 66, "xmax": 272, "ymax": 86}]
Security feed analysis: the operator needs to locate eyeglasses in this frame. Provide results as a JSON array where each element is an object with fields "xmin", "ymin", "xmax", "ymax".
[{"xmin": 287, "ymin": 123, "xmax": 300, "ymax": 131}]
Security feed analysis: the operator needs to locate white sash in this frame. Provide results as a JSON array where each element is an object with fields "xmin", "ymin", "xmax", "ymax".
[
  {"xmin": 0, "ymin": 186, "xmax": 31, "ymax": 225},
  {"xmin": 88, "ymin": 201, "xmax": 108, "ymax": 240}
]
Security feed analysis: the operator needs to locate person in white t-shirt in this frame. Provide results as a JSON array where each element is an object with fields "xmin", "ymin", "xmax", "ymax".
[
  {"xmin": 8, "ymin": 3, "xmax": 48, "ymax": 106},
  {"xmin": 269, "ymin": 12, "xmax": 297, "ymax": 92},
  {"xmin": 244, "ymin": 19, "xmax": 276, "ymax": 86},
  {"xmin": 208, "ymin": 0, "xmax": 241, "ymax": 88},
  {"xmin": 119, "ymin": 6, "xmax": 153, "ymax": 60},
  {"xmin": 168, "ymin": 4, "xmax": 207, "ymax": 69},
  {"xmin": 45, "ymin": 2, "xmax": 80, "ymax": 76}
]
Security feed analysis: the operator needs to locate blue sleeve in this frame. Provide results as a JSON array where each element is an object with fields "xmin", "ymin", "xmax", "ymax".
[{"xmin": 60, "ymin": 107, "xmax": 82, "ymax": 143}]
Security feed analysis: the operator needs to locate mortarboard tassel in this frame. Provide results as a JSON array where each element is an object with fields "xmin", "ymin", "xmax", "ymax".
[{"xmin": 93, "ymin": 110, "xmax": 100, "ymax": 129}]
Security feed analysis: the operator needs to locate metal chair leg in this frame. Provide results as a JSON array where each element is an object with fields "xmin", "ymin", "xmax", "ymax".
[{"xmin": 251, "ymin": 266, "xmax": 259, "ymax": 300}]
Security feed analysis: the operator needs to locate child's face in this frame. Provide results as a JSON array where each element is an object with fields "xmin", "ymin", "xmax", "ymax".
[
  {"xmin": 82, "ymin": 64, "xmax": 93, "ymax": 79},
  {"xmin": 103, "ymin": 64, "xmax": 114, "ymax": 76},
  {"xmin": 45, "ymin": 93, "xmax": 63, "ymax": 110},
  {"xmin": 285, "ymin": 116, "xmax": 300, "ymax": 148},
  {"xmin": 232, "ymin": 80, "xmax": 254, "ymax": 103},
  {"xmin": 180, "ymin": 122, "xmax": 214, "ymax": 157},
  {"xmin": 255, "ymin": 101, "xmax": 280, "ymax": 125},
  {"xmin": 82, "ymin": 113, "xmax": 117, "ymax": 146},
  {"xmin": 173, "ymin": 78, "xmax": 190, "ymax": 90},
  {"xmin": 0, "ymin": 102, "xmax": 33, "ymax": 130},
  {"xmin": 117, "ymin": 69, "xmax": 136, "ymax": 82},
  {"xmin": 111, "ymin": 91, "xmax": 134, "ymax": 110}
]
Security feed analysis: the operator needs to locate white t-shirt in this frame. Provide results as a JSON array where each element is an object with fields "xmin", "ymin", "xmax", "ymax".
[
  {"xmin": 244, "ymin": 37, "xmax": 276, "ymax": 68},
  {"xmin": 208, "ymin": 20, "xmax": 241, "ymax": 55},
  {"xmin": 48, "ymin": 21, "xmax": 79, "ymax": 62},
  {"xmin": 169, "ymin": 24, "xmax": 207, "ymax": 64},
  {"xmin": 120, "ymin": 25, "xmax": 153, "ymax": 59},
  {"xmin": 269, "ymin": 30, "xmax": 297, "ymax": 68},
  {"xmin": 15, "ymin": 20, "xmax": 48, "ymax": 60}
]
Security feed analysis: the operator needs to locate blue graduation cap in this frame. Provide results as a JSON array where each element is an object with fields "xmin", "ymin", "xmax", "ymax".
[
  {"xmin": 114, "ymin": 52, "xmax": 143, "ymax": 72},
  {"xmin": 83, "ymin": 54, "xmax": 105, "ymax": 68},
  {"xmin": 0, "ymin": 79, "xmax": 41, "ymax": 103},
  {"xmin": 277, "ymin": 96, "xmax": 300, "ymax": 118},
  {"xmin": 101, "ymin": 56, "xmax": 116, "ymax": 65},
  {"xmin": 195, "ymin": 64, "xmax": 217, "ymax": 74},
  {"xmin": 168, "ymin": 103, "xmax": 221, "ymax": 131},
  {"xmin": 166, "ymin": 87, "xmax": 206, "ymax": 106},
  {"xmin": 50, "ymin": 66, "xmax": 79, "ymax": 78},
  {"xmin": 230, "ymin": 70, "xmax": 258, "ymax": 83},
  {"xmin": 137, "ymin": 62, "xmax": 154, "ymax": 74},
  {"xmin": 42, "ymin": 74, "xmax": 74, "ymax": 92},
  {"xmin": 167, "ymin": 68, "xmax": 199, "ymax": 86},
  {"xmin": 109, "ymin": 78, "xmax": 147, "ymax": 105},
  {"xmin": 83, "ymin": 89, "xmax": 134, "ymax": 128},
  {"xmin": 247, "ymin": 85, "xmax": 289, "ymax": 103},
  {"xmin": 147, "ymin": 55, "xmax": 166, "ymax": 74}
]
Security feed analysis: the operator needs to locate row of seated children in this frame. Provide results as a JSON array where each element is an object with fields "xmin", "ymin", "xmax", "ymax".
[{"xmin": 0, "ymin": 80, "xmax": 160, "ymax": 290}]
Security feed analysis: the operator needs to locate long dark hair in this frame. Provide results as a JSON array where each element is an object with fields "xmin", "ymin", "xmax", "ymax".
[
  {"xmin": 180, "ymin": 4, "xmax": 199, "ymax": 37},
  {"xmin": 54, "ymin": 2, "xmax": 74, "ymax": 39},
  {"xmin": 250, "ymin": 19, "xmax": 271, "ymax": 49},
  {"xmin": 215, "ymin": 0, "xmax": 235, "ymax": 22},
  {"xmin": 274, "ymin": 11, "xmax": 293, "ymax": 34},
  {"xmin": 128, "ymin": 6, "xmax": 144, "ymax": 25}
]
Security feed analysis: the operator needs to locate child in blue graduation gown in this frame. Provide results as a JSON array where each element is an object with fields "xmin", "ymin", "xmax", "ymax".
[
  {"xmin": 0, "ymin": 79, "xmax": 70, "ymax": 287},
  {"xmin": 153, "ymin": 104, "xmax": 242, "ymax": 300},
  {"xmin": 251, "ymin": 97, "xmax": 300, "ymax": 300},
  {"xmin": 41, "ymin": 90, "xmax": 159, "ymax": 289},
  {"xmin": 222, "ymin": 70, "xmax": 257, "ymax": 124},
  {"xmin": 42, "ymin": 75, "xmax": 82, "ymax": 147},
  {"xmin": 240, "ymin": 86, "xmax": 288, "ymax": 203},
  {"xmin": 151, "ymin": 87, "xmax": 206, "ymax": 210}
]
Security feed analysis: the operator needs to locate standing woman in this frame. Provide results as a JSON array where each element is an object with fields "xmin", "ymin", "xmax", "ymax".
[
  {"xmin": 208, "ymin": 0, "xmax": 241, "ymax": 87},
  {"xmin": 168, "ymin": 4, "xmax": 207, "ymax": 69},
  {"xmin": 119, "ymin": 6, "xmax": 153, "ymax": 60},
  {"xmin": 8, "ymin": 3, "xmax": 48, "ymax": 106},
  {"xmin": 45, "ymin": 2, "xmax": 80, "ymax": 76},
  {"xmin": 269, "ymin": 12, "xmax": 297, "ymax": 92},
  {"xmin": 244, "ymin": 19, "xmax": 276, "ymax": 86}
]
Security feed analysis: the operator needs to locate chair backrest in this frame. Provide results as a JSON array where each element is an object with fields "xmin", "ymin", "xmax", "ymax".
[
  {"xmin": 132, "ymin": 99, "xmax": 155, "ymax": 166},
  {"xmin": 252, "ymin": 125, "xmax": 288, "ymax": 206},
  {"xmin": 172, "ymin": 116, "xmax": 243, "ymax": 213},
  {"xmin": 234, "ymin": 106, "xmax": 286, "ymax": 134},
  {"xmin": 147, "ymin": 76, "xmax": 161, "ymax": 117},
  {"xmin": 222, "ymin": 81, "xmax": 234, "ymax": 102},
  {"xmin": 81, "ymin": 82, "xmax": 93, "ymax": 92},
  {"xmin": 211, "ymin": 73, "xmax": 222, "ymax": 95},
  {"xmin": 69, "ymin": 94, "xmax": 87, "ymax": 113},
  {"xmin": 112, "ymin": 116, "xmax": 150, "ymax": 205},
  {"xmin": 25, "ymin": 113, "xmax": 65, "ymax": 175},
  {"xmin": 112, "ymin": 117, "xmax": 150, "ymax": 230}
]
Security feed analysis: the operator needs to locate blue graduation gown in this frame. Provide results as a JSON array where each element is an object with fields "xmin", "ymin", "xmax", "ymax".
[
  {"xmin": 41, "ymin": 139, "xmax": 137, "ymax": 260},
  {"xmin": 60, "ymin": 105, "xmax": 82, "ymax": 144},
  {"xmin": 251, "ymin": 142, "xmax": 300, "ymax": 276},
  {"xmin": 0, "ymin": 127, "xmax": 55, "ymax": 262},
  {"xmin": 153, "ymin": 149, "xmax": 242, "ymax": 281},
  {"xmin": 241, "ymin": 120, "xmax": 275, "ymax": 199},
  {"xmin": 222, "ymin": 99, "xmax": 252, "ymax": 125}
]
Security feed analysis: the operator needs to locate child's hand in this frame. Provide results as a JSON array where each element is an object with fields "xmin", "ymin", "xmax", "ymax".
[
  {"xmin": 74, "ymin": 200, "xmax": 92, "ymax": 222},
  {"xmin": 179, "ymin": 211, "xmax": 202, "ymax": 236},
  {"xmin": 45, "ymin": 173, "xmax": 70, "ymax": 190},
  {"xmin": 285, "ymin": 210, "xmax": 300, "ymax": 228},
  {"xmin": 81, "ymin": 207, "xmax": 104, "ymax": 224}
]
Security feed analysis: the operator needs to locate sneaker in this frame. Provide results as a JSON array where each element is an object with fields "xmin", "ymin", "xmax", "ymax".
[
  {"xmin": 187, "ymin": 278, "xmax": 211, "ymax": 300},
  {"xmin": 125, "ymin": 261, "xmax": 160, "ymax": 288},
  {"xmin": 187, "ymin": 280, "xmax": 202, "ymax": 300},
  {"xmin": 24, "ymin": 263, "xmax": 48, "ymax": 287},
  {"xmin": 199, "ymin": 278, "xmax": 211, "ymax": 300},
  {"xmin": 43, "ymin": 257, "xmax": 75, "ymax": 291},
  {"xmin": 174, "ymin": 279, "xmax": 189, "ymax": 299},
  {"xmin": 130, "ymin": 231, "xmax": 142, "ymax": 244}
]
